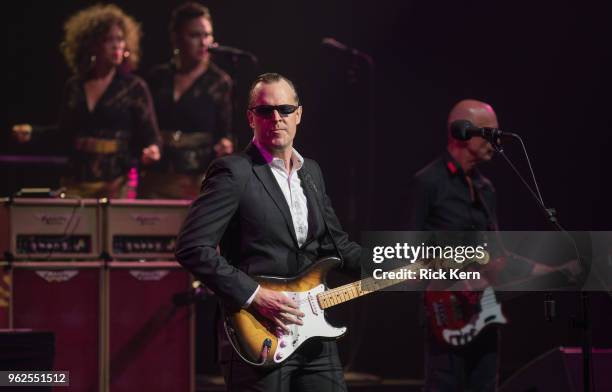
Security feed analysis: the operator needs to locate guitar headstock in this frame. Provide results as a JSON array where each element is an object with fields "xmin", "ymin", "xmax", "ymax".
[
  {"xmin": 428, "ymin": 250, "xmax": 490, "ymax": 270},
  {"xmin": 473, "ymin": 250, "xmax": 490, "ymax": 265}
]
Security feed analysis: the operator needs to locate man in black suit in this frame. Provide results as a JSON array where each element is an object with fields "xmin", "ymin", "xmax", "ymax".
[{"xmin": 175, "ymin": 73, "xmax": 363, "ymax": 391}]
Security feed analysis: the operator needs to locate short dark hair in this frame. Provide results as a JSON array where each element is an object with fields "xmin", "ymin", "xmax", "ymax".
[
  {"xmin": 248, "ymin": 73, "xmax": 300, "ymax": 107},
  {"xmin": 169, "ymin": 2, "xmax": 212, "ymax": 34}
]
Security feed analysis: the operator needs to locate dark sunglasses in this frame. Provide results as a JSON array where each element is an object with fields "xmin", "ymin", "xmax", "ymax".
[{"xmin": 248, "ymin": 104, "xmax": 300, "ymax": 118}]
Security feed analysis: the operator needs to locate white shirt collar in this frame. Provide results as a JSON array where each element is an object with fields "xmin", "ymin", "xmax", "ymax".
[{"xmin": 252, "ymin": 138, "xmax": 304, "ymax": 172}]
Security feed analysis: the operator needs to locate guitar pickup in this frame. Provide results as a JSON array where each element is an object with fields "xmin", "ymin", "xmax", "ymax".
[
  {"xmin": 308, "ymin": 293, "xmax": 319, "ymax": 315},
  {"xmin": 433, "ymin": 301, "xmax": 447, "ymax": 326}
]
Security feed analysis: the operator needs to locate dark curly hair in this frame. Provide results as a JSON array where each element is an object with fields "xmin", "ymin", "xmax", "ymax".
[{"xmin": 61, "ymin": 4, "xmax": 142, "ymax": 74}]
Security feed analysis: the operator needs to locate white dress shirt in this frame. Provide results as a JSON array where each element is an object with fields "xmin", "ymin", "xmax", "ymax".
[{"xmin": 244, "ymin": 140, "xmax": 309, "ymax": 307}]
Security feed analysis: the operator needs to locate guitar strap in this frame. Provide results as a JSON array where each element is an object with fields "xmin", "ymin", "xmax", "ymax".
[{"xmin": 299, "ymin": 165, "xmax": 345, "ymax": 268}]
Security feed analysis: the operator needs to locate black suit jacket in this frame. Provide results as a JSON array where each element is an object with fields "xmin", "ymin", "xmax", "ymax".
[{"xmin": 175, "ymin": 143, "xmax": 363, "ymax": 307}]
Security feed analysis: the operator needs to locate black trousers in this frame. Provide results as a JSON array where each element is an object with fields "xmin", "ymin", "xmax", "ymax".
[
  {"xmin": 424, "ymin": 327, "xmax": 499, "ymax": 392},
  {"xmin": 219, "ymin": 335, "xmax": 347, "ymax": 392}
]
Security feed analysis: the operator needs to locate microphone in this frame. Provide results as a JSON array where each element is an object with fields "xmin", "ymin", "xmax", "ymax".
[
  {"xmin": 321, "ymin": 37, "xmax": 373, "ymax": 65},
  {"xmin": 450, "ymin": 119, "xmax": 517, "ymax": 145},
  {"xmin": 209, "ymin": 43, "xmax": 258, "ymax": 64},
  {"xmin": 322, "ymin": 37, "xmax": 351, "ymax": 52}
]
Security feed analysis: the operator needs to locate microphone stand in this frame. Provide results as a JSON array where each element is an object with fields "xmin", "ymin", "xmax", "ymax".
[{"xmin": 491, "ymin": 134, "xmax": 593, "ymax": 392}]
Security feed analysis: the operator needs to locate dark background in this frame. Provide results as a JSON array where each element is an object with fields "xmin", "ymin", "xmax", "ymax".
[{"xmin": 2, "ymin": 0, "xmax": 611, "ymax": 383}]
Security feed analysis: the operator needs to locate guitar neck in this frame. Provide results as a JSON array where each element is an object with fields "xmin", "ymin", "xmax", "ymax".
[
  {"xmin": 317, "ymin": 261, "xmax": 424, "ymax": 309},
  {"xmin": 317, "ymin": 256, "xmax": 485, "ymax": 310}
]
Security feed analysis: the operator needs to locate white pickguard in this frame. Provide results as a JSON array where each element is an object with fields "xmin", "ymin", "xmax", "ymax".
[
  {"xmin": 272, "ymin": 284, "xmax": 346, "ymax": 363},
  {"xmin": 442, "ymin": 287, "xmax": 507, "ymax": 346}
]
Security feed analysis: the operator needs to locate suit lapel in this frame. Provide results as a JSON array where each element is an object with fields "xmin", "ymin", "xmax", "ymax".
[{"xmin": 246, "ymin": 144, "xmax": 299, "ymax": 247}]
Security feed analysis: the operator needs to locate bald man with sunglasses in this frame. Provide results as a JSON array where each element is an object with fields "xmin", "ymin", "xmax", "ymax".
[{"xmin": 176, "ymin": 73, "xmax": 364, "ymax": 391}]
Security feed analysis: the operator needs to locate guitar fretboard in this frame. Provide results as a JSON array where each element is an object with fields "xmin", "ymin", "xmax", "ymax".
[{"xmin": 317, "ymin": 256, "xmax": 486, "ymax": 309}]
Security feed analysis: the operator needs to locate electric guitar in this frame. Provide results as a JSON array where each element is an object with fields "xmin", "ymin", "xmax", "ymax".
[
  {"xmin": 424, "ymin": 254, "xmax": 581, "ymax": 347},
  {"xmin": 424, "ymin": 287, "xmax": 507, "ymax": 347},
  {"xmin": 223, "ymin": 254, "xmax": 489, "ymax": 367}
]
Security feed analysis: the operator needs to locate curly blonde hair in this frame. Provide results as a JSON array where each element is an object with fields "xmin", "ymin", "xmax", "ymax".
[{"xmin": 61, "ymin": 4, "xmax": 142, "ymax": 74}]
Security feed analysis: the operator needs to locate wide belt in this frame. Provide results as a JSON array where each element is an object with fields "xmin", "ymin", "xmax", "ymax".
[
  {"xmin": 161, "ymin": 130, "xmax": 213, "ymax": 149},
  {"xmin": 74, "ymin": 137, "xmax": 120, "ymax": 154}
]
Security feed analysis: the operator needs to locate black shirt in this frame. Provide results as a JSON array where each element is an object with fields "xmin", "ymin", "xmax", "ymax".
[
  {"xmin": 409, "ymin": 151, "xmax": 498, "ymax": 231},
  {"xmin": 146, "ymin": 62, "xmax": 232, "ymax": 174},
  {"xmin": 57, "ymin": 72, "xmax": 161, "ymax": 182},
  {"xmin": 409, "ymin": 151, "xmax": 533, "ymax": 290}
]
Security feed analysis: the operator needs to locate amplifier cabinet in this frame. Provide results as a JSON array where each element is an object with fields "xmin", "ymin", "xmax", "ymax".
[
  {"xmin": 107, "ymin": 261, "xmax": 194, "ymax": 392},
  {"xmin": 0, "ymin": 198, "xmax": 101, "ymax": 260},
  {"xmin": 103, "ymin": 199, "xmax": 191, "ymax": 260},
  {"xmin": 8, "ymin": 260, "xmax": 194, "ymax": 392},
  {"xmin": 12, "ymin": 261, "xmax": 104, "ymax": 392}
]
